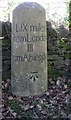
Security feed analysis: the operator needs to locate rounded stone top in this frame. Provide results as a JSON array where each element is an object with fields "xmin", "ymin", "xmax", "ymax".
[{"xmin": 14, "ymin": 2, "xmax": 45, "ymax": 11}]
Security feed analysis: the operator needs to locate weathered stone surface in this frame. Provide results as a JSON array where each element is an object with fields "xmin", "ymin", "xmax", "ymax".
[
  {"xmin": 0, "ymin": 22, "xmax": 2, "ymax": 37},
  {"xmin": 2, "ymin": 21, "xmax": 11, "ymax": 39},
  {"xmin": 11, "ymin": 2, "xmax": 47, "ymax": 96},
  {"xmin": 2, "ymin": 44, "xmax": 11, "ymax": 80}
]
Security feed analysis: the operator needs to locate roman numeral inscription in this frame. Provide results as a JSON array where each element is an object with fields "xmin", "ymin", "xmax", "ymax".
[
  {"xmin": 16, "ymin": 24, "xmax": 28, "ymax": 32},
  {"xmin": 11, "ymin": 2, "xmax": 47, "ymax": 96},
  {"xmin": 15, "ymin": 23, "xmax": 44, "ymax": 32},
  {"xmin": 27, "ymin": 44, "xmax": 33, "ymax": 52}
]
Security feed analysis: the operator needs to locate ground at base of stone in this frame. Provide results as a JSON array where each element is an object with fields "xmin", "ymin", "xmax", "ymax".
[{"xmin": 1, "ymin": 76, "xmax": 71, "ymax": 120}]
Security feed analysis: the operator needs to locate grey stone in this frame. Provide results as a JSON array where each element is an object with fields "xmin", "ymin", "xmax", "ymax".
[
  {"xmin": 0, "ymin": 22, "xmax": 2, "ymax": 37},
  {"xmin": 3, "ymin": 65, "xmax": 10, "ymax": 72},
  {"xmin": 4, "ymin": 60, "xmax": 11, "ymax": 65},
  {"xmin": 56, "ymin": 25, "xmax": 69, "ymax": 38},
  {"xmin": 0, "ymin": 22, "xmax": 2, "ymax": 107},
  {"xmin": 11, "ymin": 2, "xmax": 47, "ymax": 96}
]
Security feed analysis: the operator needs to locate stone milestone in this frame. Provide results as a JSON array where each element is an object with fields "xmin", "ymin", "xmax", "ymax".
[{"xmin": 11, "ymin": 2, "xmax": 47, "ymax": 96}]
